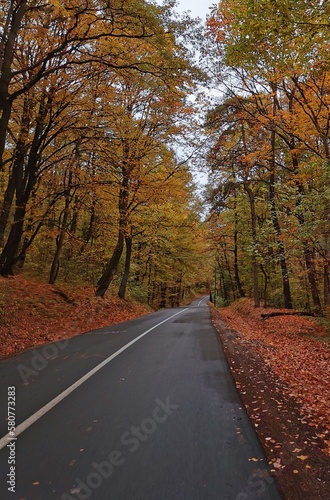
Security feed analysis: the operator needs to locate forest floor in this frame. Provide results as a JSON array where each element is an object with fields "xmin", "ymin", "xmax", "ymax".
[
  {"xmin": 0, "ymin": 275, "xmax": 151, "ymax": 360},
  {"xmin": 211, "ymin": 298, "xmax": 330, "ymax": 500}
]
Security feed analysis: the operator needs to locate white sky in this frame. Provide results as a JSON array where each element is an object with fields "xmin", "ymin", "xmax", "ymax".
[
  {"xmin": 175, "ymin": 0, "xmax": 216, "ymax": 20},
  {"xmin": 174, "ymin": 1, "xmax": 217, "ymax": 188},
  {"xmin": 153, "ymin": 0, "xmax": 218, "ymax": 187}
]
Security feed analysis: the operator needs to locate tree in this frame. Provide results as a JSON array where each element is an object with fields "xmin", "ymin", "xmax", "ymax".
[
  {"xmin": 204, "ymin": 0, "xmax": 330, "ymax": 310},
  {"xmin": 94, "ymin": 34, "xmax": 201, "ymax": 297},
  {"xmin": 0, "ymin": 0, "xmax": 204, "ymax": 279}
]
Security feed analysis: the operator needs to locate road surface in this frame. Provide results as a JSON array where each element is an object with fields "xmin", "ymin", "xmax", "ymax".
[{"xmin": 0, "ymin": 297, "xmax": 282, "ymax": 499}]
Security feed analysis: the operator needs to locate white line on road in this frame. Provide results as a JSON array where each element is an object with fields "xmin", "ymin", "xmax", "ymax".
[
  {"xmin": 197, "ymin": 297, "xmax": 208, "ymax": 307},
  {"xmin": 0, "ymin": 308, "xmax": 188, "ymax": 450}
]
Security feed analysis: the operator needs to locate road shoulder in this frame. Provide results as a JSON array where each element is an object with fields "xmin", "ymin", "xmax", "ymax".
[{"xmin": 210, "ymin": 306, "xmax": 330, "ymax": 500}]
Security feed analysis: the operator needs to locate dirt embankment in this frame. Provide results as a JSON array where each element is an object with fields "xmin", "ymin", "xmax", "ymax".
[
  {"xmin": 0, "ymin": 276, "xmax": 151, "ymax": 360},
  {"xmin": 211, "ymin": 299, "xmax": 330, "ymax": 500}
]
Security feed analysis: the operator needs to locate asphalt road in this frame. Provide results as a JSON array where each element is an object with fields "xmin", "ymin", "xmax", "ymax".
[{"xmin": 0, "ymin": 297, "xmax": 282, "ymax": 500}]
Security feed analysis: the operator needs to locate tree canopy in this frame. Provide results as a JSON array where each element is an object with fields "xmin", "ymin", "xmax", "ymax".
[
  {"xmin": 0, "ymin": 0, "xmax": 209, "ymax": 306},
  {"xmin": 204, "ymin": 0, "xmax": 330, "ymax": 311},
  {"xmin": 2, "ymin": 0, "xmax": 330, "ymax": 311}
]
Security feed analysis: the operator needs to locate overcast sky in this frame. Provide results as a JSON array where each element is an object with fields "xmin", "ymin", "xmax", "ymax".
[
  {"xmin": 175, "ymin": 0, "xmax": 216, "ymax": 20},
  {"xmin": 154, "ymin": 0, "xmax": 218, "ymax": 186}
]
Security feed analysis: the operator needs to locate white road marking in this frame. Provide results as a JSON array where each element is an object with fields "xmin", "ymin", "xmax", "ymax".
[{"xmin": 0, "ymin": 308, "xmax": 188, "ymax": 450}]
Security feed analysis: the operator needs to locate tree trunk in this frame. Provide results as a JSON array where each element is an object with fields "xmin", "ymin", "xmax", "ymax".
[
  {"xmin": 0, "ymin": 173, "xmax": 15, "ymax": 247},
  {"xmin": 0, "ymin": 169, "xmax": 39, "ymax": 275},
  {"xmin": 269, "ymin": 168, "xmax": 293, "ymax": 309},
  {"xmin": 0, "ymin": 204, "xmax": 25, "ymax": 275},
  {"xmin": 292, "ymin": 157, "xmax": 322, "ymax": 312},
  {"xmin": 0, "ymin": 107, "xmax": 36, "ymax": 274},
  {"xmin": 0, "ymin": 103, "xmax": 12, "ymax": 171},
  {"xmin": 70, "ymin": 196, "xmax": 80, "ymax": 235},
  {"xmin": 269, "ymin": 87, "xmax": 293, "ymax": 309},
  {"xmin": 0, "ymin": 1, "xmax": 28, "ymax": 169},
  {"xmin": 14, "ymin": 189, "xmax": 68, "ymax": 269},
  {"xmin": 134, "ymin": 241, "xmax": 144, "ymax": 283},
  {"xmin": 220, "ymin": 267, "xmax": 227, "ymax": 303},
  {"xmin": 147, "ymin": 261, "xmax": 153, "ymax": 305},
  {"xmin": 214, "ymin": 263, "xmax": 218, "ymax": 303},
  {"xmin": 303, "ymin": 245, "xmax": 322, "ymax": 312},
  {"xmin": 0, "ymin": 90, "xmax": 49, "ymax": 275},
  {"xmin": 15, "ymin": 223, "xmax": 42, "ymax": 272},
  {"xmin": 95, "ymin": 231, "xmax": 125, "ymax": 297},
  {"xmin": 118, "ymin": 235, "xmax": 132, "ymax": 299},
  {"xmin": 159, "ymin": 282, "xmax": 167, "ymax": 308},
  {"xmin": 284, "ymin": 89, "xmax": 323, "ymax": 312},
  {"xmin": 244, "ymin": 184, "xmax": 260, "ymax": 307},
  {"xmin": 0, "ymin": 92, "xmax": 32, "ymax": 246},
  {"xmin": 233, "ymin": 196, "xmax": 245, "ymax": 298},
  {"xmin": 234, "ymin": 213, "xmax": 245, "ymax": 298},
  {"xmin": 49, "ymin": 229, "xmax": 66, "ymax": 285},
  {"xmin": 49, "ymin": 178, "xmax": 71, "ymax": 284},
  {"xmin": 260, "ymin": 264, "xmax": 269, "ymax": 308},
  {"xmin": 222, "ymin": 241, "xmax": 235, "ymax": 299},
  {"xmin": 176, "ymin": 274, "xmax": 183, "ymax": 306},
  {"xmin": 96, "ymin": 159, "xmax": 130, "ymax": 297},
  {"xmin": 79, "ymin": 200, "xmax": 96, "ymax": 254}
]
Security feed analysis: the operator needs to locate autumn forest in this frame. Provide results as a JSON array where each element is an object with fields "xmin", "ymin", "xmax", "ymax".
[{"xmin": 1, "ymin": 0, "xmax": 330, "ymax": 313}]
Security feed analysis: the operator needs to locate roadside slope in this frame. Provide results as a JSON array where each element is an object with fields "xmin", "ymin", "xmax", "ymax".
[
  {"xmin": 211, "ymin": 299, "xmax": 330, "ymax": 500},
  {"xmin": 0, "ymin": 276, "xmax": 151, "ymax": 360}
]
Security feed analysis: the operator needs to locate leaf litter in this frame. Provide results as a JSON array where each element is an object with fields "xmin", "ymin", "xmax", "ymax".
[{"xmin": 211, "ymin": 298, "xmax": 330, "ymax": 500}]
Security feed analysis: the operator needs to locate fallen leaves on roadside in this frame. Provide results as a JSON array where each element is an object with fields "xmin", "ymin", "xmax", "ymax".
[
  {"xmin": 0, "ymin": 276, "xmax": 151, "ymax": 359},
  {"xmin": 216, "ymin": 299, "xmax": 330, "ymax": 455},
  {"xmin": 211, "ymin": 298, "xmax": 330, "ymax": 500}
]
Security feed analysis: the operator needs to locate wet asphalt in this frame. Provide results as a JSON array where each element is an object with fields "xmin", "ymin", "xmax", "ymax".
[{"xmin": 0, "ymin": 297, "xmax": 282, "ymax": 499}]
